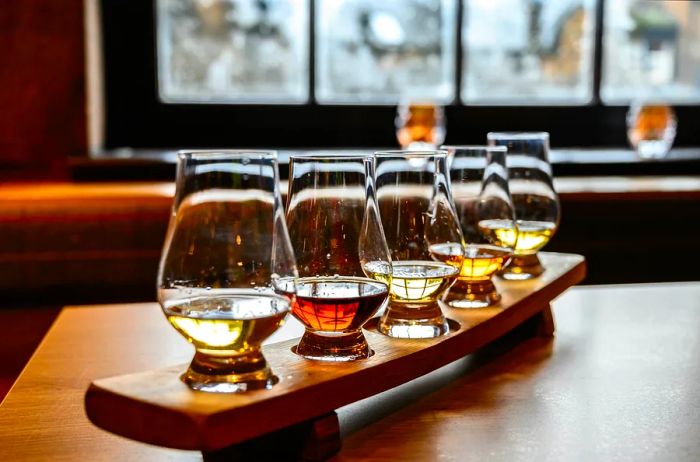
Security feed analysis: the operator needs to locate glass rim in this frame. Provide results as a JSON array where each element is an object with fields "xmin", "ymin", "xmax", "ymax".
[
  {"xmin": 397, "ymin": 98, "xmax": 443, "ymax": 106},
  {"xmin": 441, "ymin": 145, "xmax": 507, "ymax": 152},
  {"xmin": 487, "ymin": 132, "xmax": 549, "ymax": 140},
  {"xmin": 178, "ymin": 150, "xmax": 278, "ymax": 160},
  {"xmin": 374, "ymin": 150, "xmax": 448, "ymax": 158},
  {"xmin": 289, "ymin": 153, "xmax": 373, "ymax": 161},
  {"xmin": 628, "ymin": 98, "xmax": 677, "ymax": 107}
]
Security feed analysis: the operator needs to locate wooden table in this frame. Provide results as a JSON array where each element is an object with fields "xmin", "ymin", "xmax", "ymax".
[{"xmin": 2, "ymin": 282, "xmax": 700, "ymax": 461}]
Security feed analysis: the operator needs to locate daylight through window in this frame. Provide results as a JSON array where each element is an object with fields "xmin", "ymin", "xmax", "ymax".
[{"xmin": 156, "ymin": 0, "xmax": 700, "ymax": 106}]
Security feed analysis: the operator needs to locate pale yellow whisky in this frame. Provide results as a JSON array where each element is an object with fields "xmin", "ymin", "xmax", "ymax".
[
  {"xmin": 164, "ymin": 293, "xmax": 289, "ymax": 353},
  {"xmin": 364, "ymin": 260, "xmax": 458, "ymax": 304},
  {"xmin": 430, "ymin": 242, "xmax": 511, "ymax": 281},
  {"xmin": 478, "ymin": 219, "xmax": 556, "ymax": 255}
]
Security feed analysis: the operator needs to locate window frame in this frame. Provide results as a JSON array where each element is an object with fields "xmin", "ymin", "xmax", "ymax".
[{"xmin": 100, "ymin": 0, "xmax": 700, "ymax": 150}]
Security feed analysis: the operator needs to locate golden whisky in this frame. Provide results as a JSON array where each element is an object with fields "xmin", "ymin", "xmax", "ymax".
[
  {"xmin": 164, "ymin": 293, "xmax": 289, "ymax": 353},
  {"xmin": 628, "ymin": 104, "xmax": 676, "ymax": 144},
  {"xmin": 364, "ymin": 260, "xmax": 457, "ymax": 304},
  {"xmin": 396, "ymin": 103, "xmax": 445, "ymax": 149},
  {"xmin": 430, "ymin": 242, "xmax": 511, "ymax": 281},
  {"xmin": 478, "ymin": 219, "xmax": 556, "ymax": 255}
]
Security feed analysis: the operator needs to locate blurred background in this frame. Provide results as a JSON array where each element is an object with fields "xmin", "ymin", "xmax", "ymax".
[
  {"xmin": 158, "ymin": 0, "xmax": 700, "ymax": 104},
  {"xmin": 98, "ymin": 0, "xmax": 700, "ymax": 166},
  {"xmin": 100, "ymin": 0, "xmax": 700, "ymax": 152},
  {"xmin": 4, "ymin": 0, "xmax": 700, "ymax": 175}
]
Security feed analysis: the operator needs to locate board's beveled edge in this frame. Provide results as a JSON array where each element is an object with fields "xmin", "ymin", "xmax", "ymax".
[
  {"xmin": 84, "ymin": 252, "xmax": 586, "ymax": 451},
  {"xmin": 85, "ymin": 383, "xmax": 206, "ymax": 450}
]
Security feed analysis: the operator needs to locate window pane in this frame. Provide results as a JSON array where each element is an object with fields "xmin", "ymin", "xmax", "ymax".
[
  {"xmin": 602, "ymin": 0, "xmax": 700, "ymax": 104},
  {"xmin": 463, "ymin": 0, "xmax": 596, "ymax": 104},
  {"xmin": 316, "ymin": 0, "xmax": 456, "ymax": 104},
  {"xmin": 157, "ymin": 0, "xmax": 308, "ymax": 103}
]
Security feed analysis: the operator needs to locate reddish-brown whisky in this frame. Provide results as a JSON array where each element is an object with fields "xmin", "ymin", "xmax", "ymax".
[{"xmin": 279, "ymin": 277, "xmax": 388, "ymax": 332}]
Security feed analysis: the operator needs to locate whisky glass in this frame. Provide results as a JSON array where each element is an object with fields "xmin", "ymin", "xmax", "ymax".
[
  {"xmin": 395, "ymin": 102, "xmax": 446, "ymax": 150},
  {"xmin": 372, "ymin": 150, "xmax": 462, "ymax": 338},
  {"xmin": 487, "ymin": 132, "xmax": 560, "ymax": 279},
  {"xmin": 157, "ymin": 151, "xmax": 297, "ymax": 393},
  {"xmin": 627, "ymin": 101, "xmax": 677, "ymax": 159},
  {"xmin": 438, "ymin": 146, "xmax": 515, "ymax": 308},
  {"xmin": 280, "ymin": 154, "xmax": 391, "ymax": 361}
]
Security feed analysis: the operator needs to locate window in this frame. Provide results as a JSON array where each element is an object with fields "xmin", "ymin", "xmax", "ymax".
[
  {"xmin": 154, "ymin": 0, "xmax": 700, "ymax": 106},
  {"xmin": 101, "ymin": 0, "xmax": 700, "ymax": 149},
  {"xmin": 316, "ymin": 0, "xmax": 456, "ymax": 104},
  {"xmin": 462, "ymin": 0, "xmax": 596, "ymax": 104},
  {"xmin": 602, "ymin": 0, "xmax": 700, "ymax": 103},
  {"xmin": 157, "ymin": 0, "xmax": 309, "ymax": 103}
]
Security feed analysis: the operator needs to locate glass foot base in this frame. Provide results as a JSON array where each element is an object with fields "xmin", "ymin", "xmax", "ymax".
[
  {"xmin": 182, "ymin": 372, "xmax": 278, "ymax": 393},
  {"xmin": 500, "ymin": 254, "xmax": 544, "ymax": 280},
  {"xmin": 294, "ymin": 330, "xmax": 373, "ymax": 361},
  {"xmin": 635, "ymin": 140, "xmax": 672, "ymax": 159},
  {"xmin": 378, "ymin": 302, "xmax": 449, "ymax": 339},
  {"xmin": 182, "ymin": 350, "xmax": 277, "ymax": 393},
  {"xmin": 444, "ymin": 279, "xmax": 500, "ymax": 308}
]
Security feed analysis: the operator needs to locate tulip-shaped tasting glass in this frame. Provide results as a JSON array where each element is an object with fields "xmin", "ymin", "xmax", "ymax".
[
  {"xmin": 395, "ymin": 101, "xmax": 446, "ymax": 150},
  {"xmin": 371, "ymin": 150, "xmax": 462, "ymax": 339},
  {"xmin": 157, "ymin": 151, "xmax": 297, "ymax": 393},
  {"xmin": 487, "ymin": 132, "xmax": 560, "ymax": 279},
  {"xmin": 627, "ymin": 101, "xmax": 677, "ymax": 159},
  {"xmin": 436, "ymin": 146, "xmax": 516, "ymax": 308},
  {"xmin": 279, "ymin": 155, "xmax": 391, "ymax": 361}
]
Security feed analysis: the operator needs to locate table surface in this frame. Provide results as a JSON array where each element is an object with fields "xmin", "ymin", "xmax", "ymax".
[{"xmin": 2, "ymin": 282, "xmax": 700, "ymax": 461}]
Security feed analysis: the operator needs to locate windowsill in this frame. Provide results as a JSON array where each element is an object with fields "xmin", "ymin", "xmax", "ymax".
[{"xmin": 69, "ymin": 147, "xmax": 700, "ymax": 181}]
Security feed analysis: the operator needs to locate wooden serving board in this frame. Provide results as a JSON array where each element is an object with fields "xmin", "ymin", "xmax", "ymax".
[{"xmin": 85, "ymin": 252, "xmax": 585, "ymax": 454}]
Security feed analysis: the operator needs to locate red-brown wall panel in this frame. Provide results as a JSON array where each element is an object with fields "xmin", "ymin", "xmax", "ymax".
[{"xmin": 0, "ymin": 0, "xmax": 86, "ymax": 179}]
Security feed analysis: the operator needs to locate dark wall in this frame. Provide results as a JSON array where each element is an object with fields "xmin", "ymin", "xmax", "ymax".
[
  {"xmin": 550, "ymin": 194, "xmax": 700, "ymax": 284},
  {"xmin": 0, "ymin": 0, "xmax": 86, "ymax": 179}
]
